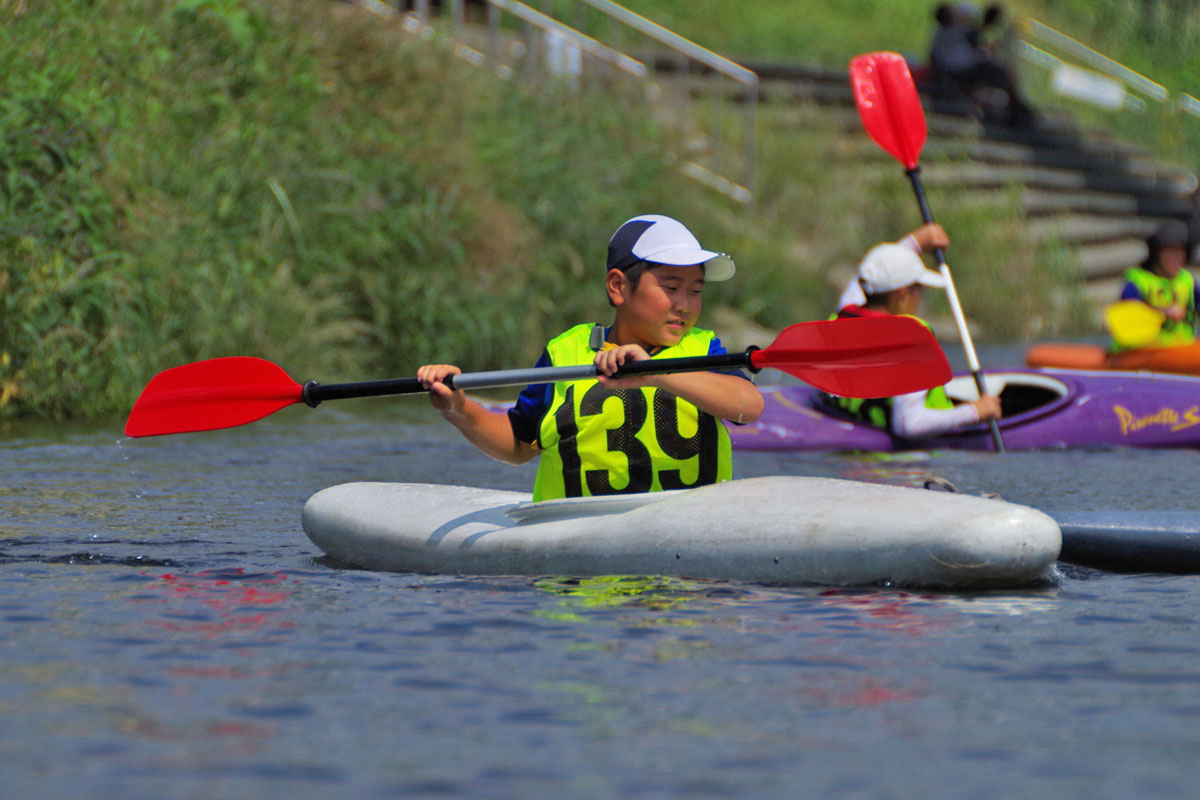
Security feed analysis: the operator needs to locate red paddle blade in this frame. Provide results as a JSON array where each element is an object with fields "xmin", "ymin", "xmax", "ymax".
[
  {"xmin": 751, "ymin": 316, "xmax": 951, "ymax": 398},
  {"xmin": 849, "ymin": 52, "xmax": 927, "ymax": 170},
  {"xmin": 125, "ymin": 357, "xmax": 303, "ymax": 438}
]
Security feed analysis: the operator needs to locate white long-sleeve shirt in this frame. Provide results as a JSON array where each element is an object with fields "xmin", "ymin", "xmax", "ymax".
[{"xmin": 890, "ymin": 390, "xmax": 982, "ymax": 439}]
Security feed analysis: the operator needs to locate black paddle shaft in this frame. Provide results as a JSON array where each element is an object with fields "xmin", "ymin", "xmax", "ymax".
[
  {"xmin": 301, "ymin": 350, "xmax": 758, "ymax": 407},
  {"xmin": 905, "ymin": 167, "xmax": 1006, "ymax": 453},
  {"xmin": 906, "ymin": 168, "xmax": 948, "ymax": 266}
]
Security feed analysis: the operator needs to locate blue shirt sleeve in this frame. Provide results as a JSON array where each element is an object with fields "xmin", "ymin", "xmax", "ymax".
[
  {"xmin": 507, "ymin": 349, "xmax": 553, "ymax": 445},
  {"xmin": 708, "ymin": 336, "xmax": 753, "ymax": 380}
]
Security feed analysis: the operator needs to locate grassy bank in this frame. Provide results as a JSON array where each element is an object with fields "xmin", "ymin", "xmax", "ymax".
[{"xmin": 1, "ymin": 0, "xmax": 1087, "ymax": 422}]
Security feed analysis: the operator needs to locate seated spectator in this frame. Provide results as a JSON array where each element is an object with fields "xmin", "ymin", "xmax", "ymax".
[{"xmin": 928, "ymin": 2, "xmax": 1035, "ymax": 127}]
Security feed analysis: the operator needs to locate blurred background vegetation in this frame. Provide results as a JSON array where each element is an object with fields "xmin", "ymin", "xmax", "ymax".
[{"xmin": 1, "ymin": 0, "xmax": 1196, "ymax": 421}]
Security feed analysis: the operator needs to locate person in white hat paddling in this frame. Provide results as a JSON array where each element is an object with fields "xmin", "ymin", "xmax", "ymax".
[
  {"xmin": 823, "ymin": 237, "xmax": 1001, "ymax": 439},
  {"xmin": 418, "ymin": 214, "xmax": 763, "ymax": 501}
]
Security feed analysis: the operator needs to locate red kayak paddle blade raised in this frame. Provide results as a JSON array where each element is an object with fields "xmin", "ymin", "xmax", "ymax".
[
  {"xmin": 751, "ymin": 316, "xmax": 951, "ymax": 398},
  {"xmin": 124, "ymin": 357, "xmax": 304, "ymax": 437},
  {"xmin": 849, "ymin": 52, "xmax": 927, "ymax": 171}
]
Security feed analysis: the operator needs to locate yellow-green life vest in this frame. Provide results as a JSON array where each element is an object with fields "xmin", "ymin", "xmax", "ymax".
[
  {"xmin": 821, "ymin": 313, "xmax": 952, "ymax": 429},
  {"xmin": 825, "ymin": 385, "xmax": 954, "ymax": 430},
  {"xmin": 1120, "ymin": 267, "xmax": 1197, "ymax": 348},
  {"xmin": 532, "ymin": 323, "xmax": 734, "ymax": 502}
]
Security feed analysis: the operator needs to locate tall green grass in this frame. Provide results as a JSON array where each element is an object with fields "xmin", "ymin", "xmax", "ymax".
[{"xmin": 0, "ymin": 0, "xmax": 1089, "ymax": 422}]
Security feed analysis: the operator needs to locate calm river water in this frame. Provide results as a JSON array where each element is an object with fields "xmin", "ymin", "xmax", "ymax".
[{"xmin": 4, "ymin": 344, "xmax": 1200, "ymax": 799}]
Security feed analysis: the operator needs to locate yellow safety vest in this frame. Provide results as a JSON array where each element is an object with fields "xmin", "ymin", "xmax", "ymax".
[
  {"xmin": 825, "ymin": 384, "xmax": 954, "ymax": 429},
  {"xmin": 1120, "ymin": 267, "xmax": 1196, "ymax": 349},
  {"xmin": 532, "ymin": 323, "xmax": 734, "ymax": 501}
]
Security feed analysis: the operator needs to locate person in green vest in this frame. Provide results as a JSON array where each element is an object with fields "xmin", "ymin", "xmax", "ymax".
[
  {"xmin": 417, "ymin": 214, "xmax": 764, "ymax": 501},
  {"xmin": 823, "ymin": 240, "xmax": 1001, "ymax": 439},
  {"xmin": 1116, "ymin": 220, "xmax": 1198, "ymax": 350}
]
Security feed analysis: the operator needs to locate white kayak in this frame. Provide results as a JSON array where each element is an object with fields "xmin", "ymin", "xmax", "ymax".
[{"xmin": 302, "ymin": 476, "xmax": 1061, "ymax": 588}]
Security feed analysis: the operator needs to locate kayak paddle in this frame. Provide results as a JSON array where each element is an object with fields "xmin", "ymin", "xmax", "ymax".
[
  {"xmin": 849, "ymin": 51, "xmax": 1006, "ymax": 453},
  {"xmin": 1104, "ymin": 300, "xmax": 1165, "ymax": 348},
  {"xmin": 125, "ymin": 316, "xmax": 951, "ymax": 437}
]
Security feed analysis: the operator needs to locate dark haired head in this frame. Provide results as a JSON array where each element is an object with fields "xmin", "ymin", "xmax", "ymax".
[{"xmin": 1143, "ymin": 220, "xmax": 1193, "ymax": 269}]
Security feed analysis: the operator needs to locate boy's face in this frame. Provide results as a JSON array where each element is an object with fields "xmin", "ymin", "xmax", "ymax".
[{"xmin": 610, "ymin": 264, "xmax": 705, "ymax": 349}]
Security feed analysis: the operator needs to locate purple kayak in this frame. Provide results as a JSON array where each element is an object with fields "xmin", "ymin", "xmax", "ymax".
[{"xmin": 732, "ymin": 368, "xmax": 1200, "ymax": 451}]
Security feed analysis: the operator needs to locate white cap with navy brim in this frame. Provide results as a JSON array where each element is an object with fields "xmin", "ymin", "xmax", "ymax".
[{"xmin": 606, "ymin": 214, "xmax": 736, "ymax": 281}]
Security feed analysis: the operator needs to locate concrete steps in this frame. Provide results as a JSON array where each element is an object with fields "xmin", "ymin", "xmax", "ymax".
[{"xmin": 719, "ymin": 58, "xmax": 1198, "ymax": 287}]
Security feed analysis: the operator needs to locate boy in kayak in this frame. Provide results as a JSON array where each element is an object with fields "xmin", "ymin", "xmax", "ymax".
[
  {"xmin": 1116, "ymin": 221, "xmax": 1198, "ymax": 349},
  {"xmin": 417, "ymin": 214, "xmax": 764, "ymax": 501},
  {"xmin": 824, "ymin": 241, "xmax": 1001, "ymax": 439}
]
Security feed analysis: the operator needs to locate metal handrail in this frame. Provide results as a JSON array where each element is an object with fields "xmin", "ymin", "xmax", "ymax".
[
  {"xmin": 572, "ymin": 0, "xmax": 757, "ymax": 206},
  {"xmin": 577, "ymin": 0, "xmax": 757, "ymax": 87},
  {"xmin": 488, "ymin": 0, "xmax": 647, "ymax": 77},
  {"xmin": 360, "ymin": 0, "xmax": 759, "ymax": 205},
  {"xmin": 1181, "ymin": 94, "xmax": 1200, "ymax": 120},
  {"xmin": 1016, "ymin": 40, "xmax": 1147, "ymax": 114},
  {"xmin": 1023, "ymin": 19, "xmax": 1168, "ymax": 102},
  {"xmin": 473, "ymin": 0, "xmax": 757, "ymax": 205}
]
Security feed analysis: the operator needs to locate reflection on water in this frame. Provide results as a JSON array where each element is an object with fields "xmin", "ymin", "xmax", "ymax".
[
  {"xmin": 132, "ymin": 569, "xmax": 297, "ymax": 638},
  {"xmin": 832, "ymin": 451, "xmax": 947, "ymax": 487},
  {"xmin": 535, "ymin": 575, "xmax": 717, "ymax": 611}
]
